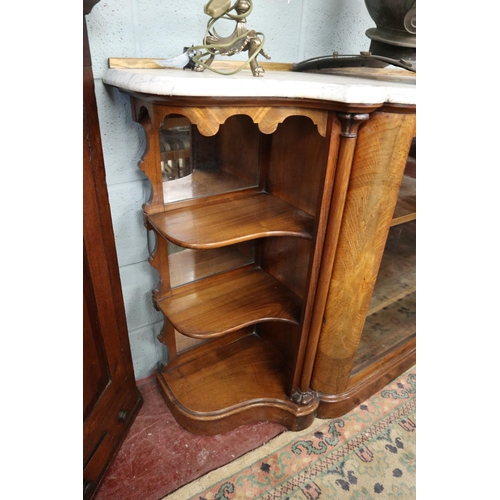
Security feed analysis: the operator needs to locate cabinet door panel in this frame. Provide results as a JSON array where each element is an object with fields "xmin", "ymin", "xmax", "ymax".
[
  {"xmin": 83, "ymin": 6, "xmax": 142, "ymax": 498},
  {"xmin": 83, "ymin": 255, "xmax": 109, "ymax": 421}
]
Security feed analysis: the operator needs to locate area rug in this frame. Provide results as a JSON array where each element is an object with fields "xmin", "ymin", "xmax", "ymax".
[{"xmin": 164, "ymin": 366, "xmax": 416, "ymax": 499}]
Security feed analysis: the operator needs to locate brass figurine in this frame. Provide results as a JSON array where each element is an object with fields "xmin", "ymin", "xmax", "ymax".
[{"xmin": 193, "ymin": 0, "xmax": 270, "ymax": 77}]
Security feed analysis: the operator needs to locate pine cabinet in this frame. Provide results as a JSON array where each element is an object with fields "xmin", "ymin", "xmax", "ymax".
[{"xmin": 104, "ymin": 68, "xmax": 416, "ymax": 435}]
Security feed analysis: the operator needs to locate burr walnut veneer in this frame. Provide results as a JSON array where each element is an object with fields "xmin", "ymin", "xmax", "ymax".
[{"xmin": 105, "ymin": 69, "xmax": 416, "ymax": 435}]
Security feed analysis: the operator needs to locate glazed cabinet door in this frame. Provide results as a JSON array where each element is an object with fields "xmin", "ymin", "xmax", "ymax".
[
  {"xmin": 350, "ymin": 138, "xmax": 416, "ymax": 378},
  {"xmin": 311, "ymin": 109, "xmax": 416, "ymax": 418}
]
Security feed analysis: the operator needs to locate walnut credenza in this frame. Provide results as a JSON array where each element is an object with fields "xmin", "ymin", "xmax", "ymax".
[{"xmin": 104, "ymin": 68, "xmax": 416, "ymax": 435}]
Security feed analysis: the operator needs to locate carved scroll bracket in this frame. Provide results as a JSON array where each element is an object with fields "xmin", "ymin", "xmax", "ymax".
[
  {"xmin": 130, "ymin": 100, "xmax": 163, "ymax": 130},
  {"xmin": 132, "ymin": 108, "xmax": 165, "ymax": 215},
  {"xmin": 146, "ymin": 227, "xmax": 172, "ymax": 301},
  {"xmin": 337, "ymin": 113, "xmax": 370, "ymax": 138}
]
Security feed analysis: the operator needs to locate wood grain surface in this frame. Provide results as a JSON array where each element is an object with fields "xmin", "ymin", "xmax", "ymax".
[
  {"xmin": 148, "ymin": 193, "xmax": 314, "ymax": 248},
  {"xmin": 156, "ymin": 266, "xmax": 302, "ymax": 338}
]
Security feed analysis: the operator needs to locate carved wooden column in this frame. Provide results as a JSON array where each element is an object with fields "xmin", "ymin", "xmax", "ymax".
[
  {"xmin": 310, "ymin": 108, "xmax": 416, "ymax": 418},
  {"xmin": 297, "ymin": 112, "xmax": 370, "ymax": 401}
]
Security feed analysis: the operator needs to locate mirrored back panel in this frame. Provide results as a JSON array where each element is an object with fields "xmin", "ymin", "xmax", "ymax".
[{"xmin": 161, "ymin": 114, "xmax": 261, "ymax": 204}]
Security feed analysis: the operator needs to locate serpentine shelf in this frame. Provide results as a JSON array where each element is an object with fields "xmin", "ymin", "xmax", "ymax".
[
  {"xmin": 155, "ymin": 266, "xmax": 302, "ymax": 338},
  {"xmin": 147, "ymin": 192, "xmax": 314, "ymax": 249}
]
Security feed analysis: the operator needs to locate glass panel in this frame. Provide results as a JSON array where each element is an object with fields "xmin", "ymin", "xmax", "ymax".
[
  {"xmin": 160, "ymin": 114, "xmax": 261, "ymax": 204},
  {"xmin": 160, "ymin": 116, "xmax": 193, "ymax": 181},
  {"xmin": 168, "ymin": 241, "xmax": 255, "ymax": 288},
  {"xmin": 351, "ymin": 220, "xmax": 416, "ymax": 375},
  {"xmin": 392, "ymin": 137, "xmax": 416, "ymax": 226}
]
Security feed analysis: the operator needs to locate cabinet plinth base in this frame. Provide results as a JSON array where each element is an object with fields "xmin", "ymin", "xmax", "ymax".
[
  {"xmin": 315, "ymin": 339, "xmax": 416, "ymax": 419},
  {"xmin": 155, "ymin": 333, "xmax": 319, "ymax": 435}
]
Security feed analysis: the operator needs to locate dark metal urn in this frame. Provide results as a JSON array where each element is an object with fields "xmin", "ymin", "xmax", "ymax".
[
  {"xmin": 291, "ymin": 0, "xmax": 416, "ymax": 74},
  {"xmin": 364, "ymin": 0, "xmax": 416, "ymax": 61}
]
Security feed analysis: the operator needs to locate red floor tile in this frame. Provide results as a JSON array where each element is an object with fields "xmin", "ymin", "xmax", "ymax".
[{"xmin": 93, "ymin": 376, "xmax": 286, "ymax": 500}]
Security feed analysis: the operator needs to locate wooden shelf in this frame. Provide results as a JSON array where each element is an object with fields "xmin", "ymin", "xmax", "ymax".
[
  {"xmin": 149, "ymin": 192, "xmax": 314, "ymax": 248},
  {"xmin": 391, "ymin": 174, "xmax": 416, "ymax": 226},
  {"xmin": 156, "ymin": 266, "xmax": 302, "ymax": 338},
  {"xmin": 156, "ymin": 332, "xmax": 318, "ymax": 435},
  {"xmin": 169, "ymin": 244, "xmax": 254, "ymax": 288}
]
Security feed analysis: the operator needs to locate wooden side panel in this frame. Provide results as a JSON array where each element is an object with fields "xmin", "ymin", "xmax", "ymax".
[
  {"xmin": 266, "ymin": 115, "xmax": 328, "ymax": 216},
  {"xmin": 260, "ymin": 237, "xmax": 311, "ymax": 299},
  {"xmin": 217, "ymin": 115, "xmax": 261, "ymax": 185},
  {"xmin": 83, "ymin": 249, "xmax": 109, "ymax": 421},
  {"xmin": 311, "ymin": 111, "xmax": 416, "ymax": 395},
  {"xmin": 83, "ymin": 7, "xmax": 142, "ymax": 499}
]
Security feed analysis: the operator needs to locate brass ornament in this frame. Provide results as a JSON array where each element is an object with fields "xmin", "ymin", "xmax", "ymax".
[{"xmin": 192, "ymin": 0, "xmax": 270, "ymax": 77}]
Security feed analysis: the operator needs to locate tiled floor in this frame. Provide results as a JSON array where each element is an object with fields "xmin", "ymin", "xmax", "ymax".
[{"xmin": 94, "ymin": 376, "xmax": 286, "ymax": 500}]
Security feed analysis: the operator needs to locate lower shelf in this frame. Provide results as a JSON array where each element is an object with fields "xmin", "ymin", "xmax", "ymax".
[
  {"xmin": 156, "ymin": 332, "xmax": 319, "ymax": 435},
  {"xmin": 156, "ymin": 266, "xmax": 302, "ymax": 339}
]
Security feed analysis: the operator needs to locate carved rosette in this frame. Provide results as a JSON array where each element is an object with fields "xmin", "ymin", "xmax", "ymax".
[{"xmin": 291, "ymin": 388, "xmax": 317, "ymax": 406}]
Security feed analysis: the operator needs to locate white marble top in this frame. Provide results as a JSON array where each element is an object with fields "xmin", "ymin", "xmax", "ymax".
[{"xmin": 103, "ymin": 68, "xmax": 416, "ymax": 106}]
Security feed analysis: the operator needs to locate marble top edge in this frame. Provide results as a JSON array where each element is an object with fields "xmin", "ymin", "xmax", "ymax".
[{"xmin": 102, "ymin": 68, "xmax": 416, "ymax": 106}]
